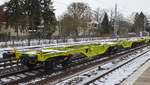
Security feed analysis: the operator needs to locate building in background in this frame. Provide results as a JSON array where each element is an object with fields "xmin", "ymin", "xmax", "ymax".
[{"xmin": 0, "ymin": 3, "xmax": 28, "ymax": 39}]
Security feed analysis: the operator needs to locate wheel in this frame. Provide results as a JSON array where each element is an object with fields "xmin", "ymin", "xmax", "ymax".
[
  {"xmin": 3, "ymin": 53, "xmax": 8, "ymax": 59},
  {"xmin": 44, "ymin": 58, "xmax": 56, "ymax": 70},
  {"xmin": 61, "ymin": 55, "xmax": 72, "ymax": 67},
  {"xmin": 3, "ymin": 52, "xmax": 15, "ymax": 59},
  {"xmin": 62, "ymin": 59, "xmax": 70, "ymax": 67},
  {"xmin": 20, "ymin": 54, "xmax": 36, "ymax": 68}
]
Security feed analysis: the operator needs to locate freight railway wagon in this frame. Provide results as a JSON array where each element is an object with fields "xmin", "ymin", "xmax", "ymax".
[{"xmin": 2, "ymin": 38, "xmax": 150, "ymax": 69}]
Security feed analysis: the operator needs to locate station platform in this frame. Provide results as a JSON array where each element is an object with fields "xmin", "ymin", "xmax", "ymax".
[
  {"xmin": 121, "ymin": 60, "xmax": 150, "ymax": 85},
  {"xmin": 133, "ymin": 66, "xmax": 150, "ymax": 85}
]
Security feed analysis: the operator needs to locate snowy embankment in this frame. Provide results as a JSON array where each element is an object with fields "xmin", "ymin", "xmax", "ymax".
[
  {"xmin": 55, "ymin": 47, "xmax": 150, "ymax": 85},
  {"xmin": 0, "ymin": 37, "xmax": 113, "ymax": 47}
]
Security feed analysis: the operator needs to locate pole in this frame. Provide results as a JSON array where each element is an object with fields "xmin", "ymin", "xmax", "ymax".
[{"xmin": 114, "ymin": 4, "xmax": 119, "ymax": 38}]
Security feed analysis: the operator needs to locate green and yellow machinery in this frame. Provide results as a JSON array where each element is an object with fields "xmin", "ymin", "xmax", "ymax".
[{"xmin": 2, "ymin": 37, "xmax": 150, "ymax": 68}]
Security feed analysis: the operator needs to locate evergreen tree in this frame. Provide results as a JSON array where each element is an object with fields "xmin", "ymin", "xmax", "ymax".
[
  {"xmin": 24, "ymin": 0, "xmax": 41, "ymax": 31},
  {"xmin": 132, "ymin": 13, "xmax": 139, "ymax": 33},
  {"xmin": 5, "ymin": 0, "xmax": 57, "ymax": 39},
  {"xmin": 40, "ymin": 0, "xmax": 57, "ymax": 36},
  {"xmin": 101, "ymin": 12, "xmax": 112, "ymax": 35},
  {"xmin": 5, "ymin": 0, "xmax": 24, "ymax": 39},
  {"xmin": 139, "ymin": 12, "xmax": 145, "ymax": 31},
  {"xmin": 133, "ymin": 12, "xmax": 147, "ymax": 36},
  {"xmin": 145, "ymin": 18, "xmax": 150, "ymax": 33}
]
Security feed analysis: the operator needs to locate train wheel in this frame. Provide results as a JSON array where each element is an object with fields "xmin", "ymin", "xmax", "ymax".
[
  {"xmin": 62, "ymin": 59, "xmax": 70, "ymax": 67},
  {"xmin": 44, "ymin": 59, "xmax": 56, "ymax": 70},
  {"xmin": 61, "ymin": 55, "xmax": 72, "ymax": 67},
  {"xmin": 20, "ymin": 55, "xmax": 35, "ymax": 69},
  {"xmin": 2, "ymin": 52, "xmax": 16, "ymax": 59}
]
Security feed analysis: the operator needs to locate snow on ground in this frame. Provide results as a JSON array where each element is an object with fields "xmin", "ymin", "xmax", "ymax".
[
  {"xmin": 0, "ymin": 37, "xmax": 108, "ymax": 46},
  {"xmin": 92, "ymin": 52, "xmax": 150, "ymax": 85},
  {"xmin": 18, "ymin": 71, "xmax": 63, "ymax": 85},
  {"xmin": 55, "ymin": 47, "xmax": 150, "ymax": 85}
]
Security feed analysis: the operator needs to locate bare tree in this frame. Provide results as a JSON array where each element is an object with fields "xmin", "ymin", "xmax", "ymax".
[
  {"xmin": 92, "ymin": 8, "xmax": 105, "ymax": 36},
  {"xmin": 67, "ymin": 2, "xmax": 91, "ymax": 37},
  {"xmin": 118, "ymin": 20, "xmax": 132, "ymax": 37}
]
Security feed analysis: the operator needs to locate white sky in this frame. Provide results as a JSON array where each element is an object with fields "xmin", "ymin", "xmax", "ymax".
[
  {"xmin": 1, "ymin": 0, "xmax": 150, "ymax": 18},
  {"xmin": 53, "ymin": 0, "xmax": 150, "ymax": 18}
]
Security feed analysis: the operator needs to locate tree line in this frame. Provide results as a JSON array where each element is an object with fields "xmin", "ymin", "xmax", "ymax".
[
  {"xmin": 5, "ymin": 0, "xmax": 56, "ymax": 39},
  {"xmin": 0, "ymin": 1, "xmax": 150, "ymax": 43},
  {"xmin": 58, "ymin": 2, "xmax": 150, "ymax": 38}
]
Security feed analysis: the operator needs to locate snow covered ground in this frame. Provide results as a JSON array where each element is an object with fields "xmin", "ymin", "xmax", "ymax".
[
  {"xmin": 55, "ymin": 47, "xmax": 150, "ymax": 85},
  {"xmin": 0, "ymin": 37, "xmax": 113, "ymax": 47},
  {"xmin": 0, "ymin": 37, "xmax": 143, "ymax": 48}
]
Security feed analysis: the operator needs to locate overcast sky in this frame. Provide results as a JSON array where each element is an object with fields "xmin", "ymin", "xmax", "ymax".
[{"xmin": 1, "ymin": 0, "xmax": 150, "ymax": 18}]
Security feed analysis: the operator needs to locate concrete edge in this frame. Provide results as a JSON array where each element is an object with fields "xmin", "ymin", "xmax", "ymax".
[{"xmin": 121, "ymin": 60, "xmax": 150, "ymax": 85}]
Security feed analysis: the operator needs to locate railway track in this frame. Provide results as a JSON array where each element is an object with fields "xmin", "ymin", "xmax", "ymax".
[
  {"xmin": 0, "ymin": 44, "xmax": 149, "ymax": 85},
  {"xmin": 0, "ymin": 58, "xmax": 18, "ymax": 69},
  {"xmin": 84, "ymin": 49, "xmax": 150, "ymax": 85}
]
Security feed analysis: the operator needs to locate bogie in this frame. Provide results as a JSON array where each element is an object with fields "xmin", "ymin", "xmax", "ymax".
[
  {"xmin": 3, "ymin": 52, "xmax": 15, "ymax": 59},
  {"xmin": 44, "ymin": 55, "xmax": 71, "ymax": 70},
  {"xmin": 20, "ymin": 54, "xmax": 37, "ymax": 68},
  {"xmin": 44, "ymin": 58, "xmax": 56, "ymax": 70}
]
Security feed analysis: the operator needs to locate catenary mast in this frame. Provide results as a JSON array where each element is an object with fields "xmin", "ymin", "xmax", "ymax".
[{"xmin": 114, "ymin": 4, "xmax": 119, "ymax": 37}]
